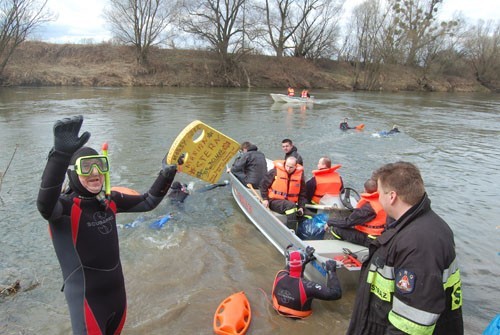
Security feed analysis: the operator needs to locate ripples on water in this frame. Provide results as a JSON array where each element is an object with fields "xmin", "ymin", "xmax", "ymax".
[{"xmin": 0, "ymin": 88, "xmax": 499, "ymax": 334}]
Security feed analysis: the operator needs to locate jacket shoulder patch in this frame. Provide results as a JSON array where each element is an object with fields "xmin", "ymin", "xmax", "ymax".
[{"xmin": 395, "ymin": 269, "xmax": 415, "ymax": 294}]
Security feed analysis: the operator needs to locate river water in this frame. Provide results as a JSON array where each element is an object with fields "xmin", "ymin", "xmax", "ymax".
[{"xmin": 0, "ymin": 87, "xmax": 498, "ymax": 334}]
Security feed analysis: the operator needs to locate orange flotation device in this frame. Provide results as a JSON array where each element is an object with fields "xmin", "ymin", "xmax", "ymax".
[
  {"xmin": 213, "ymin": 291, "xmax": 252, "ymax": 335},
  {"xmin": 110, "ymin": 186, "xmax": 140, "ymax": 195}
]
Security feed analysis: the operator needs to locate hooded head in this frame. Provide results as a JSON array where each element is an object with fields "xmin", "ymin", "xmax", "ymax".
[
  {"xmin": 67, "ymin": 147, "xmax": 102, "ymax": 197},
  {"xmin": 285, "ymin": 249, "xmax": 306, "ymax": 278}
]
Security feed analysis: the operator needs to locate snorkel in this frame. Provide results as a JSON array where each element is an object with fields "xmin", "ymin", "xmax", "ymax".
[{"xmin": 101, "ymin": 142, "xmax": 111, "ymax": 200}]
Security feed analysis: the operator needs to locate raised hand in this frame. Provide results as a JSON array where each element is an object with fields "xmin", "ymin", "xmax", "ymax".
[{"xmin": 53, "ymin": 115, "xmax": 90, "ymax": 154}]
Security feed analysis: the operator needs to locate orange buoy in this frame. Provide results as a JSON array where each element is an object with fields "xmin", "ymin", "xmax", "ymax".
[
  {"xmin": 213, "ymin": 291, "xmax": 251, "ymax": 335},
  {"xmin": 110, "ymin": 186, "xmax": 140, "ymax": 196}
]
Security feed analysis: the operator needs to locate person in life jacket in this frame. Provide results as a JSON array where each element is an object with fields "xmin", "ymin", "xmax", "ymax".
[
  {"xmin": 306, "ymin": 156, "xmax": 344, "ymax": 204},
  {"xmin": 272, "ymin": 245, "xmax": 342, "ymax": 318},
  {"xmin": 301, "ymin": 89, "xmax": 310, "ymax": 98},
  {"xmin": 36, "ymin": 115, "xmax": 182, "ymax": 335},
  {"xmin": 260, "ymin": 156, "xmax": 307, "ymax": 231},
  {"xmin": 347, "ymin": 162, "xmax": 463, "ymax": 335},
  {"xmin": 287, "ymin": 87, "xmax": 295, "ymax": 96},
  {"xmin": 339, "ymin": 117, "xmax": 353, "ymax": 130},
  {"xmin": 325, "ymin": 178, "xmax": 387, "ymax": 247}
]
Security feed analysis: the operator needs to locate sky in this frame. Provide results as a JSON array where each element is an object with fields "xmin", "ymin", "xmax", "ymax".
[{"xmin": 37, "ymin": 0, "xmax": 500, "ymax": 44}]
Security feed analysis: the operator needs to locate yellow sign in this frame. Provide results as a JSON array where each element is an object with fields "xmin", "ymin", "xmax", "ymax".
[{"xmin": 167, "ymin": 120, "xmax": 240, "ymax": 184}]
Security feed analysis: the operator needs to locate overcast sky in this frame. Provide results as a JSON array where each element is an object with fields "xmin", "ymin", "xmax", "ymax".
[{"xmin": 38, "ymin": 0, "xmax": 500, "ymax": 44}]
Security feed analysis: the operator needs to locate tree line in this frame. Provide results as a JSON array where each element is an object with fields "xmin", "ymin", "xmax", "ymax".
[{"xmin": 1, "ymin": 0, "xmax": 499, "ymax": 90}]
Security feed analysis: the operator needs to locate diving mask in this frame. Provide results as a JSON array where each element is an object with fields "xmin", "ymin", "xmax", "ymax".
[{"xmin": 69, "ymin": 155, "xmax": 109, "ymax": 176}]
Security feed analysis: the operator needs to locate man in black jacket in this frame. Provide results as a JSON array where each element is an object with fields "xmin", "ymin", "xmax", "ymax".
[
  {"xmin": 347, "ymin": 162, "xmax": 463, "ymax": 335},
  {"xmin": 281, "ymin": 138, "xmax": 303, "ymax": 166},
  {"xmin": 229, "ymin": 141, "xmax": 267, "ymax": 188}
]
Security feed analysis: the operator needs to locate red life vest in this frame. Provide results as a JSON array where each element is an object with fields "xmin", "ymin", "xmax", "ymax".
[
  {"xmin": 301, "ymin": 90, "xmax": 308, "ymax": 98},
  {"xmin": 354, "ymin": 192, "xmax": 387, "ymax": 236},
  {"xmin": 311, "ymin": 165, "xmax": 342, "ymax": 204},
  {"xmin": 268, "ymin": 160, "xmax": 303, "ymax": 202}
]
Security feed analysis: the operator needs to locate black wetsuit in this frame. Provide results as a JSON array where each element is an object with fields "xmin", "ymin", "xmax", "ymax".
[
  {"xmin": 272, "ymin": 268, "xmax": 342, "ymax": 317},
  {"xmin": 37, "ymin": 150, "xmax": 174, "ymax": 334}
]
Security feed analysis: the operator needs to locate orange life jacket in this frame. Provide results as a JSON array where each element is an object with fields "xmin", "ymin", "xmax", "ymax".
[
  {"xmin": 354, "ymin": 192, "xmax": 387, "ymax": 236},
  {"xmin": 268, "ymin": 160, "xmax": 303, "ymax": 202},
  {"xmin": 301, "ymin": 90, "xmax": 308, "ymax": 98},
  {"xmin": 287, "ymin": 88, "xmax": 295, "ymax": 96},
  {"xmin": 311, "ymin": 165, "xmax": 342, "ymax": 204}
]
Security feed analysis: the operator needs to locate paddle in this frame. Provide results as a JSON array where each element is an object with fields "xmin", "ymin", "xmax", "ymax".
[{"xmin": 247, "ymin": 183, "xmax": 264, "ymax": 203}]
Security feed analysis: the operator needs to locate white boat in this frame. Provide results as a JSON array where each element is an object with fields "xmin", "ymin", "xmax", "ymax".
[
  {"xmin": 229, "ymin": 169, "xmax": 369, "ymax": 286},
  {"xmin": 270, "ymin": 93, "xmax": 289, "ymax": 102},
  {"xmin": 281, "ymin": 95, "xmax": 314, "ymax": 104},
  {"xmin": 270, "ymin": 93, "xmax": 315, "ymax": 104}
]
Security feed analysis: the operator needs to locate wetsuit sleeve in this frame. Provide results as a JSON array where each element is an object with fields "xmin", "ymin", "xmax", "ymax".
[
  {"xmin": 113, "ymin": 170, "xmax": 175, "ymax": 212},
  {"xmin": 306, "ymin": 177, "xmax": 316, "ymax": 203},
  {"xmin": 327, "ymin": 202, "xmax": 375, "ymax": 228},
  {"xmin": 260, "ymin": 169, "xmax": 275, "ymax": 201},
  {"xmin": 302, "ymin": 270, "xmax": 342, "ymax": 301},
  {"xmin": 37, "ymin": 150, "xmax": 71, "ymax": 220}
]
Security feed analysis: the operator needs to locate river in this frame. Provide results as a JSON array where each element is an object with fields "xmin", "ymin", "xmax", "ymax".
[{"xmin": 0, "ymin": 87, "xmax": 498, "ymax": 334}]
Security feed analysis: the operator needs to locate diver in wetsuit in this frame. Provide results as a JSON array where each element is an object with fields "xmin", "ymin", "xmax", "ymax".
[
  {"xmin": 272, "ymin": 246, "xmax": 342, "ymax": 318},
  {"xmin": 37, "ymin": 115, "xmax": 181, "ymax": 334}
]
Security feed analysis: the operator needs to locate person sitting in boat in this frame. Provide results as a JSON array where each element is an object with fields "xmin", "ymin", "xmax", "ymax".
[
  {"xmin": 324, "ymin": 178, "xmax": 388, "ymax": 247},
  {"xmin": 281, "ymin": 138, "xmax": 304, "ymax": 166},
  {"xmin": 228, "ymin": 141, "xmax": 267, "ymax": 189},
  {"xmin": 272, "ymin": 246, "xmax": 342, "ymax": 319},
  {"xmin": 260, "ymin": 156, "xmax": 307, "ymax": 231},
  {"xmin": 339, "ymin": 117, "xmax": 353, "ymax": 130},
  {"xmin": 306, "ymin": 156, "xmax": 344, "ymax": 205},
  {"xmin": 301, "ymin": 89, "xmax": 310, "ymax": 98},
  {"xmin": 287, "ymin": 87, "xmax": 295, "ymax": 96}
]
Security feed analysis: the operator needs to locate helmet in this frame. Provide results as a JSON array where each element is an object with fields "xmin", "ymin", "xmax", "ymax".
[{"xmin": 285, "ymin": 247, "xmax": 306, "ymax": 278}]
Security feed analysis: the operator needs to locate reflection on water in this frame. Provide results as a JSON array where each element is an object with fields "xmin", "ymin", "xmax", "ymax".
[{"xmin": 1, "ymin": 87, "xmax": 499, "ymax": 334}]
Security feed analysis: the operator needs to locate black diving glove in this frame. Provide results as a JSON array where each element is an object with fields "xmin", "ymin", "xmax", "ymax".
[
  {"xmin": 161, "ymin": 152, "xmax": 185, "ymax": 179},
  {"xmin": 325, "ymin": 260, "xmax": 337, "ymax": 274},
  {"xmin": 53, "ymin": 115, "xmax": 91, "ymax": 155},
  {"xmin": 305, "ymin": 246, "xmax": 316, "ymax": 263}
]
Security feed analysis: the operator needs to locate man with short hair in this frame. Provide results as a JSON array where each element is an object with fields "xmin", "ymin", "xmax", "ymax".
[
  {"xmin": 325, "ymin": 178, "xmax": 387, "ymax": 247},
  {"xmin": 347, "ymin": 161, "xmax": 463, "ymax": 335},
  {"xmin": 260, "ymin": 156, "xmax": 307, "ymax": 230},
  {"xmin": 281, "ymin": 138, "xmax": 303, "ymax": 166},
  {"xmin": 229, "ymin": 141, "xmax": 267, "ymax": 188},
  {"xmin": 306, "ymin": 156, "xmax": 344, "ymax": 204}
]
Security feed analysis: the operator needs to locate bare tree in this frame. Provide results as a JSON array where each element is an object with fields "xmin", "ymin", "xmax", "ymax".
[
  {"xmin": 104, "ymin": 0, "xmax": 178, "ymax": 65},
  {"xmin": 180, "ymin": 0, "xmax": 246, "ymax": 62},
  {"xmin": 347, "ymin": 0, "xmax": 392, "ymax": 90},
  {"xmin": 291, "ymin": 0, "xmax": 343, "ymax": 59},
  {"xmin": 461, "ymin": 20, "xmax": 500, "ymax": 90},
  {"xmin": 262, "ymin": 0, "xmax": 318, "ymax": 57},
  {"xmin": 389, "ymin": 0, "xmax": 457, "ymax": 66},
  {"xmin": 0, "ymin": 0, "xmax": 53, "ymax": 76}
]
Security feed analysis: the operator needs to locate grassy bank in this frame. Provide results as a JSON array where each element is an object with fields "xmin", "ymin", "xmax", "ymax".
[{"xmin": 0, "ymin": 41, "xmax": 493, "ymax": 93}]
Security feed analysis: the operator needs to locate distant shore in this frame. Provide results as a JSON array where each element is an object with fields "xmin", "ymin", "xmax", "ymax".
[{"xmin": 1, "ymin": 41, "xmax": 496, "ymax": 93}]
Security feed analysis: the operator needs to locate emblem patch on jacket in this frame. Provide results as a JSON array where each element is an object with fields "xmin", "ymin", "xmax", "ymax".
[{"xmin": 395, "ymin": 269, "xmax": 415, "ymax": 294}]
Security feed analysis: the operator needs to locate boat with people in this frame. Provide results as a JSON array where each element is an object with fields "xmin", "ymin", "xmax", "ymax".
[
  {"xmin": 228, "ymin": 164, "xmax": 369, "ymax": 286},
  {"xmin": 270, "ymin": 93, "xmax": 314, "ymax": 104}
]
